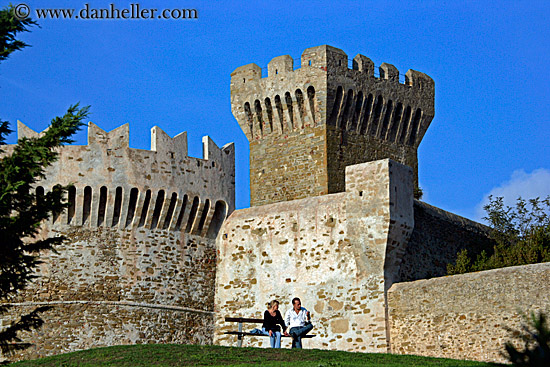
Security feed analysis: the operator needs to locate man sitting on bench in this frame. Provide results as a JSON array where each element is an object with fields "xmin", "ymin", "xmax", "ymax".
[{"xmin": 284, "ymin": 297, "xmax": 313, "ymax": 349}]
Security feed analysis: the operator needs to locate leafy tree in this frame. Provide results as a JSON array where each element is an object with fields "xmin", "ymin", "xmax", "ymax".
[
  {"xmin": 0, "ymin": 4, "xmax": 89, "ymax": 360},
  {"xmin": 504, "ymin": 311, "xmax": 550, "ymax": 366},
  {"xmin": 413, "ymin": 186, "xmax": 423, "ymax": 200},
  {"xmin": 447, "ymin": 195, "xmax": 550, "ymax": 275}
]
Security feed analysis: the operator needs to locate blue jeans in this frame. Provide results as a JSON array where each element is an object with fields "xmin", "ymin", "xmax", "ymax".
[
  {"xmin": 289, "ymin": 323, "xmax": 313, "ymax": 349},
  {"xmin": 261, "ymin": 328, "xmax": 282, "ymax": 348}
]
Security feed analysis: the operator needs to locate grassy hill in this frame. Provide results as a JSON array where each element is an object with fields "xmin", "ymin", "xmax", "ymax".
[{"xmin": 9, "ymin": 344, "xmax": 507, "ymax": 366}]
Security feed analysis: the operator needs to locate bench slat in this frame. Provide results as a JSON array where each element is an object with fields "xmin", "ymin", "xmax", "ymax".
[
  {"xmin": 223, "ymin": 331, "xmax": 315, "ymax": 338},
  {"xmin": 225, "ymin": 317, "xmax": 263, "ymax": 323}
]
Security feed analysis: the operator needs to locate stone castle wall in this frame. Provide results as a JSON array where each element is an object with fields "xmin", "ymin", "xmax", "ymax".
[
  {"xmin": 4, "ymin": 43, "xmax": 544, "ymax": 365},
  {"xmin": 214, "ymin": 159, "xmax": 415, "ymax": 352},
  {"xmin": 398, "ymin": 201, "xmax": 495, "ymax": 282},
  {"xmin": 3, "ymin": 226, "xmax": 216, "ymax": 361},
  {"xmin": 1, "ymin": 122, "xmax": 235, "ymax": 361},
  {"xmin": 325, "ymin": 125, "xmax": 418, "ymax": 194},
  {"xmin": 248, "ymin": 125, "xmax": 329, "ymax": 206},
  {"xmin": 388, "ymin": 262, "xmax": 550, "ymax": 363},
  {"xmin": 214, "ymin": 158, "xmax": 507, "ymax": 357},
  {"xmin": 5, "ymin": 303, "xmax": 210, "ymax": 360},
  {"xmin": 13, "ymin": 121, "xmax": 236, "ymax": 218}
]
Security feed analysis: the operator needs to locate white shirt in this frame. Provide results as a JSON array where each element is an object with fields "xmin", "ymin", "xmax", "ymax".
[{"xmin": 285, "ymin": 307, "xmax": 309, "ymax": 329}]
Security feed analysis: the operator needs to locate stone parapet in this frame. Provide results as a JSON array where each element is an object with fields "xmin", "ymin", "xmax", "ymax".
[
  {"xmin": 388, "ymin": 262, "xmax": 550, "ymax": 363},
  {"xmin": 6, "ymin": 122, "xmax": 235, "ymax": 236}
]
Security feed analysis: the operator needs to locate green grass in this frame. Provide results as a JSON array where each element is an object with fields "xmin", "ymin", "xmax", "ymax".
[{"xmin": 9, "ymin": 344, "xmax": 507, "ymax": 367}]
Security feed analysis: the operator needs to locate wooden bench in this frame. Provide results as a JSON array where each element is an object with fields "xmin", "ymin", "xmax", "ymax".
[{"xmin": 223, "ymin": 317, "xmax": 315, "ymax": 347}]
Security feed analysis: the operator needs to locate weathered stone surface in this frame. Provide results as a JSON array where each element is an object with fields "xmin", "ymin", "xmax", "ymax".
[
  {"xmin": 8, "ymin": 226, "xmax": 217, "ymax": 308},
  {"xmin": 231, "ymin": 45, "xmax": 434, "ymax": 206},
  {"xmin": 3, "ymin": 45, "xmax": 539, "ymax": 366},
  {"xmin": 214, "ymin": 159, "xmax": 414, "ymax": 352},
  {"xmin": 398, "ymin": 201, "xmax": 496, "ymax": 281},
  {"xmin": 1, "ymin": 123, "xmax": 234, "ymax": 362},
  {"xmin": 388, "ymin": 262, "xmax": 550, "ymax": 363},
  {"xmin": 8, "ymin": 122, "xmax": 235, "ymax": 221},
  {"xmin": 3, "ymin": 302, "xmax": 212, "ymax": 362}
]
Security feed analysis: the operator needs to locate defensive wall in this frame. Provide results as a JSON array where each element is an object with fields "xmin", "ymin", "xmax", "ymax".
[
  {"xmin": 217, "ymin": 45, "xmax": 528, "ymax": 359},
  {"xmin": 214, "ymin": 158, "xmax": 499, "ymax": 353},
  {"xmin": 398, "ymin": 200, "xmax": 495, "ymax": 282},
  {"xmin": 1, "ymin": 122, "xmax": 235, "ymax": 361},
  {"xmin": 388, "ymin": 262, "xmax": 550, "ymax": 363},
  {"xmin": 231, "ymin": 45, "xmax": 434, "ymax": 206},
  {"xmin": 215, "ymin": 159, "xmax": 414, "ymax": 351}
]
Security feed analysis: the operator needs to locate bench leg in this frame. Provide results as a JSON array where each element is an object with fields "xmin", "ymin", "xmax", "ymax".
[{"xmin": 237, "ymin": 322, "xmax": 243, "ymax": 347}]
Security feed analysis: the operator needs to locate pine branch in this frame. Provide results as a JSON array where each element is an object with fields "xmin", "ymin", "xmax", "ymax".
[
  {"xmin": 0, "ymin": 306, "xmax": 51, "ymax": 356},
  {"xmin": 0, "ymin": 5, "xmax": 38, "ymax": 63}
]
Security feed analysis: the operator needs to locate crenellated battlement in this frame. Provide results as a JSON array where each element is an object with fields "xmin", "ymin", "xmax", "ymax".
[
  {"xmin": 232, "ymin": 45, "xmax": 433, "ymax": 89},
  {"xmin": 231, "ymin": 45, "xmax": 434, "ymax": 148},
  {"xmin": 17, "ymin": 121, "xmax": 234, "ymax": 162},
  {"xmin": 231, "ymin": 45, "xmax": 435, "ymax": 206},
  {"xmin": 8, "ymin": 122, "xmax": 235, "ymax": 237},
  {"xmin": 5, "ymin": 42, "xmax": 538, "ymax": 365},
  {"xmin": 2, "ymin": 119, "xmax": 231, "ymax": 360}
]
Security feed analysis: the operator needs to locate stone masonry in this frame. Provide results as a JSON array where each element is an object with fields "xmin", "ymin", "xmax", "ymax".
[
  {"xmin": 398, "ymin": 201, "xmax": 496, "ymax": 282},
  {"xmin": 214, "ymin": 159, "xmax": 415, "ymax": 352},
  {"xmin": 215, "ymin": 44, "xmax": 547, "ymax": 363},
  {"xmin": 1, "ymin": 122, "xmax": 235, "ymax": 361},
  {"xmin": 231, "ymin": 45, "xmax": 434, "ymax": 206},
  {"xmin": 213, "ymin": 154, "xmax": 502, "ymax": 355},
  {"xmin": 388, "ymin": 262, "xmax": 550, "ymax": 363}
]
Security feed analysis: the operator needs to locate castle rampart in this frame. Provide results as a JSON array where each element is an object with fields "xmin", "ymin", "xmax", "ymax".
[
  {"xmin": 231, "ymin": 45, "xmax": 434, "ymax": 206},
  {"xmin": 397, "ymin": 201, "xmax": 496, "ymax": 282},
  {"xmin": 214, "ymin": 158, "xmax": 500, "ymax": 355},
  {"xmin": 1, "ymin": 122, "xmax": 235, "ymax": 361},
  {"xmin": 388, "ymin": 262, "xmax": 550, "ymax": 363},
  {"xmin": 3, "ymin": 44, "xmax": 543, "ymax": 365},
  {"xmin": 12, "ymin": 121, "xmax": 235, "ymax": 236}
]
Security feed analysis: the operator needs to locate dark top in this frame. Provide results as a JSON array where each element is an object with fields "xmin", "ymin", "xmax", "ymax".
[{"xmin": 262, "ymin": 309, "xmax": 286, "ymax": 332}]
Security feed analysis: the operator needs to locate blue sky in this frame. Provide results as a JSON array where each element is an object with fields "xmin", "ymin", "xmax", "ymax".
[{"xmin": 1, "ymin": 0, "xmax": 548, "ymax": 221}]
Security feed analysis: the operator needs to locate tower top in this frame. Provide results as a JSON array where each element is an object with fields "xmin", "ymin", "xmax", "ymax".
[
  {"xmin": 231, "ymin": 45, "xmax": 434, "ymax": 144},
  {"xmin": 230, "ymin": 45, "xmax": 435, "ymax": 206},
  {"xmin": 233, "ymin": 45, "xmax": 433, "ymax": 87}
]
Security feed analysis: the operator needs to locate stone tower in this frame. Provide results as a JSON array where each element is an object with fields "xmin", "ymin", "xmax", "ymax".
[{"xmin": 231, "ymin": 45, "xmax": 435, "ymax": 206}]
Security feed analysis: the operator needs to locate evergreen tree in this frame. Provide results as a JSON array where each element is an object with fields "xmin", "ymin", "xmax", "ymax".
[
  {"xmin": 0, "ymin": 4, "xmax": 36, "ymax": 62},
  {"xmin": 0, "ymin": 5, "xmax": 89, "ymax": 360}
]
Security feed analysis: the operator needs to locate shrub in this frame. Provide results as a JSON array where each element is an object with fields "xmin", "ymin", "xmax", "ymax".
[
  {"xmin": 504, "ymin": 311, "xmax": 550, "ymax": 366},
  {"xmin": 447, "ymin": 196, "xmax": 550, "ymax": 275}
]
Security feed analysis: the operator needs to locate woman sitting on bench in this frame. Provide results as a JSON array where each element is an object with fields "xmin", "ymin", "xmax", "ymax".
[{"xmin": 262, "ymin": 300, "xmax": 287, "ymax": 348}]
